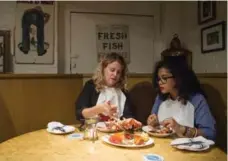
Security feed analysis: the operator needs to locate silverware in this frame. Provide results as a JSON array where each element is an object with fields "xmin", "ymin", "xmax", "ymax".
[
  {"xmin": 52, "ymin": 126, "xmax": 66, "ymax": 132},
  {"xmin": 172, "ymin": 141, "xmax": 204, "ymax": 146}
]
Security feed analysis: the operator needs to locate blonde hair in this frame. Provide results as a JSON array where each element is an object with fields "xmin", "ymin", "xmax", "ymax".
[{"xmin": 92, "ymin": 53, "xmax": 128, "ymax": 92}]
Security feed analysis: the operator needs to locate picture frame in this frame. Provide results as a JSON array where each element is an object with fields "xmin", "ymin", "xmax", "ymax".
[
  {"xmin": 201, "ymin": 21, "xmax": 226, "ymax": 53},
  {"xmin": 198, "ymin": 1, "xmax": 216, "ymax": 24},
  {"xmin": 15, "ymin": 3, "xmax": 55, "ymax": 65},
  {"xmin": 0, "ymin": 31, "xmax": 11, "ymax": 73}
]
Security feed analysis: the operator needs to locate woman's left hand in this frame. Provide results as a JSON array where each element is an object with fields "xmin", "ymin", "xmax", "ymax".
[{"xmin": 161, "ymin": 118, "xmax": 183, "ymax": 136}]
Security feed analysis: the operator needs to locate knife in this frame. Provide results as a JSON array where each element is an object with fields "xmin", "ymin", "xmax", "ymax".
[{"xmin": 171, "ymin": 141, "xmax": 204, "ymax": 146}]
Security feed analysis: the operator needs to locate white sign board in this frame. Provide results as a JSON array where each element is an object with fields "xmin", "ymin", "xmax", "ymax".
[{"xmin": 96, "ymin": 25, "xmax": 130, "ymax": 63}]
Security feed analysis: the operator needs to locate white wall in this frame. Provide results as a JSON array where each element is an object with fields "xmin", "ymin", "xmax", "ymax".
[
  {"xmin": 181, "ymin": 1, "xmax": 227, "ymax": 73},
  {"xmin": 70, "ymin": 13, "xmax": 154, "ymax": 74},
  {"xmin": 59, "ymin": 1, "xmax": 183, "ymax": 74},
  {"xmin": 0, "ymin": 1, "xmax": 226, "ymax": 74},
  {"xmin": 0, "ymin": 1, "xmax": 58, "ymax": 73}
]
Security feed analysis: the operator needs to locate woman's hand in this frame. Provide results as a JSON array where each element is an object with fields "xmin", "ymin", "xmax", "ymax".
[
  {"xmin": 98, "ymin": 102, "xmax": 117, "ymax": 117},
  {"xmin": 147, "ymin": 114, "xmax": 159, "ymax": 127},
  {"xmin": 161, "ymin": 118, "xmax": 185, "ymax": 136}
]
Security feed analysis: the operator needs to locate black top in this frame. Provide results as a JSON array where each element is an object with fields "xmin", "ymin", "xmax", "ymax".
[{"xmin": 75, "ymin": 79, "xmax": 134, "ymax": 121}]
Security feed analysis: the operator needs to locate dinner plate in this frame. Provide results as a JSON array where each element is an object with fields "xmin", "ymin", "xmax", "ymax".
[
  {"xmin": 172, "ymin": 144, "xmax": 210, "ymax": 151},
  {"xmin": 102, "ymin": 134, "xmax": 154, "ymax": 148},
  {"xmin": 46, "ymin": 125, "xmax": 75, "ymax": 135},
  {"xmin": 97, "ymin": 122, "xmax": 122, "ymax": 133},
  {"xmin": 170, "ymin": 136, "xmax": 213, "ymax": 152},
  {"xmin": 142, "ymin": 125, "xmax": 174, "ymax": 137}
]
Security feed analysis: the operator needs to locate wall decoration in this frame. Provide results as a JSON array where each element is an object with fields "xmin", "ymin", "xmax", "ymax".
[
  {"xmin": 201, "ymin": 21, "xmax": 226, "ymax": 53},
  {"xmin": 15, "ymin": 1, "xmax": 55, "ymax": 64},
  {"xmin": 198, "ymin": 1, "xmax": 216, "ymax": 24},
  {"xmin": 161, "ymin": 34, "xmax": 192, "ymax": 67},
  {"xmin": 96, "ymin": 25, "xmax": 130, "ymax": 63},
  {"xmin": 0, "ymin": 31, "xmax": 11, "ymax": 73}
]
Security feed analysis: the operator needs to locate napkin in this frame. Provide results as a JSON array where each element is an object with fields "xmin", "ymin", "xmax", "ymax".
[
  {"xmin": 47, "ymin": 121, "xmax": 75, "ymax": 133},
  {"xmin": 170, "ymin": 136, "xmax": 214, "ymax": 150},
  {"xmin": 47, "ymin": 121, "xmax": 64, "ymax": 129}
]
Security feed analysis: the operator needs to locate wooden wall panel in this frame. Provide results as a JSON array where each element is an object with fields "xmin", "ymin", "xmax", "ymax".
[
  {"xmin": 0, "ymin": 75, "xmax": 82, "ymax": 142},
  {"xmin": 0, "ymin": 73, "xmax": 226, "ymax": 144}
]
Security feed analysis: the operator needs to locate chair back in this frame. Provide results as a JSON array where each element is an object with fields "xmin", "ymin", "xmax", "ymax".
[
  {"xmin": 201, "ymin": 83, "xmax": 227, "ymax": 152},
  {"xmin": 128, "ymin": 81, "xmax": 157, "ymax": 125}
]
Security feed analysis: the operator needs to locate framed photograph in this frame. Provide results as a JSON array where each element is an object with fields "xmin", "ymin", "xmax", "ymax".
[
  {"xmin": 198, "ymin": 1, "xmax": 216, "ymax": 24},
  {"xmin": 201, "ymin": 21, "xmax": 226, "ymax": 53},
  {"xmin": 0, "ymin": 31, "xmax": 11, "ymax": 73}
]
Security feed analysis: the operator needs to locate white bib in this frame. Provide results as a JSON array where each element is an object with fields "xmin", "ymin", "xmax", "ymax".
[
  {"xmin": 157, "ymin": 99, "xmax": 194, "ymax": 128},
  {"xmin": 96, "ymin": 87, "xmax": 126, "ymax": 117}
]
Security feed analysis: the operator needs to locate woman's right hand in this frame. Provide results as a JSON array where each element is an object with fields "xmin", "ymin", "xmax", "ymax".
[
  {"xmin": 97, "ymin": 102, "xmax": 117, "ymax": 117},
  {"xmin": 147, "ymin": 114, "xmax": 159, "ymax": 127}
]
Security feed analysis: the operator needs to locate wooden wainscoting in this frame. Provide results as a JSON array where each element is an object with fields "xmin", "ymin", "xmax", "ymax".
[
  {"xmin": 0, "ymin": 73, "xmax": 226, "ymax": 149},
  {"xmin": 82, "ymin": 73, "xmax": 153, "ymax": 89},
  {"xmin": 82, "ymin": 73, "xmax": 226, "ymax": 103},
  {"xmin": 0, "ymin": 74, "xmax": 83, "ymax": 143}
]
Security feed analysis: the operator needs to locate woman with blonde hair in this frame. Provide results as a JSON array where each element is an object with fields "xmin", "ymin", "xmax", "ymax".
[{"xmin": 75, "ymin": 53, "xmax": 133, "ymax": 121}]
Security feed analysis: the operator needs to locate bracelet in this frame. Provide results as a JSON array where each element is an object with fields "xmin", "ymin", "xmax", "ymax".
[
  {"xmin": 186, "ymin": 127, "xmax": 195, "ymax": 138},
  {"xmin": 183, "ymin": 126, "xmax": 187, "ymax": 136},
  {"xmin": 194, "ymin": 128, "xmax": 198, "ymax": 137}
]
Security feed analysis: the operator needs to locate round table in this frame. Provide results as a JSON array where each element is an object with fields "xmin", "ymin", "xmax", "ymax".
[{"xmin": 0, "ymin": 126, "xmax": 226, "ymax": 161}]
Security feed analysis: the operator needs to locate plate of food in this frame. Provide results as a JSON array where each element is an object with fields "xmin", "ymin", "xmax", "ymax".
[
  {"xmin": 97, "ymin": 121, "xmax": 122, "ymax": 133},
  {"xmin": 102, "ymin": 132, "xmax": 154, "ymax": 148},
  {"xmin": 119, "ymin": 118, "xmax": 142, "ymax": 131},
  {"xmin": 142, "ymin": 125, "xmax": 174, "ymax": 137},
  {"xmin": 97, "ymin": 118, "xmax": 142, "ymax": 133}
]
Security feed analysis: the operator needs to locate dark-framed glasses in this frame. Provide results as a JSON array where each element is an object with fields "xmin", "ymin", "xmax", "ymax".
[{"xmin": 156, "ymin": 76, "xmax": 174, "ymax": 84}]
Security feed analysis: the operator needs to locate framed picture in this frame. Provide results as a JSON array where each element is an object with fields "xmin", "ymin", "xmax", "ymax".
[
  {"xmin": 0, "ymin": 31, "xmax": 11, "ymax": 73},
  {"xmin": 201, "ymin": 21, "xmax": 226, "ymax": 53},
  {"xmin": 15, "ymin": 3, "xmax": 55, "ymax": 64},
  {"xmin": 198, "ymin": 1, "xmax": 216, "ymax": 24}
]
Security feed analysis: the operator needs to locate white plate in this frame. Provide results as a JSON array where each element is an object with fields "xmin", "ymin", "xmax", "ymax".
[
  {"xmin": 172, "ymin": 144, "xmax": 210, "ymax": 151},
  {"xmin": 102, "ymin": 134, "xmax": 154, "ymax": 148},
  {"xmin": 170, "ymin": 136, "xmax": 213, "ymax": 152},
  {"xmin": 142, "ymin": 125, "xmax": 174, "ymax": 137},
  {"xmin": 97, "ymin": 122, "xmax": 122, "ymax": 133},
  {"xmin": 47, "ymin": 125, "xmax": 75, "ymax": 135}
]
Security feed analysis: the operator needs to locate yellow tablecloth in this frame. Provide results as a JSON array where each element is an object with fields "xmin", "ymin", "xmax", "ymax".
[{"xmin": 0, "ymin": 126, "xmax": 226, "ymax": 161}]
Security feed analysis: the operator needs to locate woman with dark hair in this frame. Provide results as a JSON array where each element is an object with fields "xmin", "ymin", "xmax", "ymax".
[
  {"xmin": 75, "ymin": 53, "xmax": 133, "ymax": 121},
  {"xmin": 147, "ymin": 60, "xmax": 216, "ymax": 140}
]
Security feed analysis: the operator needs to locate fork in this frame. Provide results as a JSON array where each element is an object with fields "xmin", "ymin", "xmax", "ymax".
[{"xmin": 52, "ymin": 126, "xmax": 66, "ymax": 132}]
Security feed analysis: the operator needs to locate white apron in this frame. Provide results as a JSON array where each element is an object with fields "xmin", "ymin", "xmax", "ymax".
[
  {"xmin": 157, "ymin": 99, "xmax": 194, "ymax": 128},
  {"xmin": 96, "ymin": 87, "xmax": 126, "ymax": 117}
]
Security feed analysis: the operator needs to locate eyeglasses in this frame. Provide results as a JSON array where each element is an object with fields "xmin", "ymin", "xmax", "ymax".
[{"xmin": 156, "ymin": 76, "xmax": 174, "ymax": 84}]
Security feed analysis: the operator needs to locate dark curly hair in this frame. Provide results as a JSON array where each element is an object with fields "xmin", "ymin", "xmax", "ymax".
[{"xmin": 153, "ymin": 59, "xmax": 206, "ymax": 104}]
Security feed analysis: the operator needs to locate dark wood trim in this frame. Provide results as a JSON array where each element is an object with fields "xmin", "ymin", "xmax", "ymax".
[
  {"xmin": 196, "ymin": 73, "xmax": 227, "ymax": 78},
  {"xmin": 0, "ymin": 30, "xmax": 11, "ymax": 73},
  {"xmin": 0, "ymin": 74, "xmax": 83, "ymax": 79},
  {"xmin": 82, "ymin": 73, "xmax": 153, "ymax": 78},
  {"xmin": 0, "ymin": 73, "xmax": 226, "ymax": 79},
  {"xmin": 82, "ymin": 73, "xmax": 227, "ymax": 78},
  {"xmin": 82, "ymin": 74, "xmax": 93, "ymax": 78},
  {"xmin": 70, "ymin": 11, "xmax": 154, "ymax": 18}
]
